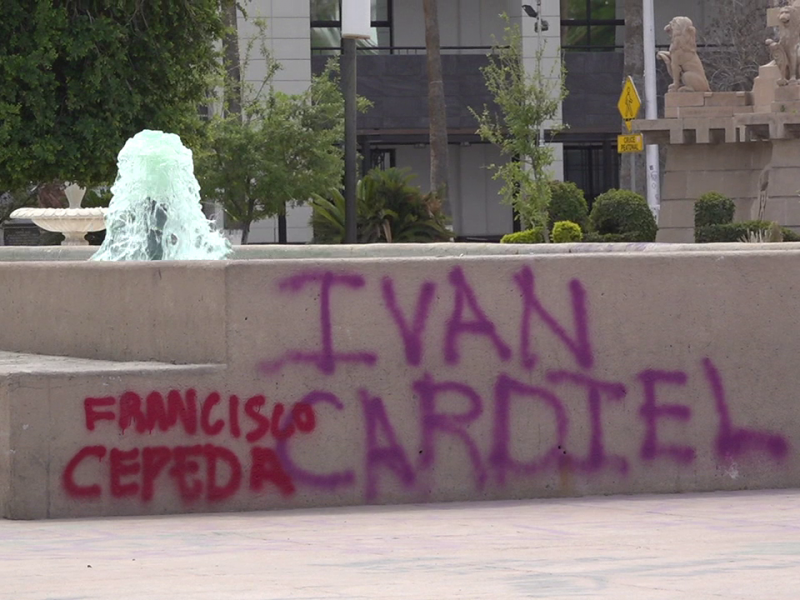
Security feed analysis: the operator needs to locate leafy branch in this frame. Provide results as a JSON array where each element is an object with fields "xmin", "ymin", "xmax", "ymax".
[{"xmin": 471, "ymin": 15, "xmax": 567, "ymax": 230}]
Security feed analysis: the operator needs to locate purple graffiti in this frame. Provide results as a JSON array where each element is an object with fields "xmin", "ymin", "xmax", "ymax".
[
  {"xmin": 514, "ymin": 266, "xmax": 593, "ymax": 370},
  {"xmin": 275, "ymin": 391, "xmax": 356, "ymax": 491},
  {"xmin": 361, "ymin": 390, "xmax": 416, "ymax": 501},
  {"xmin": 381, "ymin": 277, "xmax": 437, "ymax": 366},
  {"xmin": 489, "ymin": 373, "xmax": 569, "ymax": 485},
  {"xmin": 444, "ymin": 266, "xmax": 512, "ymax": 365},
  {"xmin": 414, "ymin": 373, "xmax": 487, "ymax": 489},
  {"xmin": 638, "ymin": 370, "xmax": 695, "ymax": 464},
  {"xmin": 547, "ymin": 370, "xmax": 629, "ymax": 473},
  {"xmin": 703, "ymin": 358, "xmax": 789, "ymax": 460},
  {"xmin": 259, "ymin": 271, "xmax": 377, "ymax": 375}
]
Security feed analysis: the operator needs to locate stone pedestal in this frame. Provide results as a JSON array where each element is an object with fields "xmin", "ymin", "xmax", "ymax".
[{"xmin": 633, "ymin": 82, "xmax": 800, "ymax": 243}]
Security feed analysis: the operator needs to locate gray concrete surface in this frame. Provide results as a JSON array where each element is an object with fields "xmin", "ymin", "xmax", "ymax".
[
  {"xmin": 4, "ymin": 241, "xmax": 800, "ymax": 262},
  {"xmin": 2, "ymin": 489, "xmax": 799, "ymax": 599},
  {"xmin": 5, "ymin": 251, "xmax": 800, "ymax": 519}
]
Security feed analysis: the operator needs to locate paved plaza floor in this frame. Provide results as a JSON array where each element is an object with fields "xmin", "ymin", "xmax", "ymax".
[{"xmin": 2, "ymin": 490, "xmax": 799, "ymax": 599}]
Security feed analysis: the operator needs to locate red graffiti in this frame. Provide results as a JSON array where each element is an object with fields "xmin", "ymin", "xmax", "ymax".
[
  {"xmin": 66, "ymin": 393, "xmax": 316, "ymax": 503},
  {"xmin": 83, "ymin": 391, "xmax": 315, "ymax": 443},
  {"xmin": 63, "ymin": 443, "xmax": 296, "ymax": 503}
]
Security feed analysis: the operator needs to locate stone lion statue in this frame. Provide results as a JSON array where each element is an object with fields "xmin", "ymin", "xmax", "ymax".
[
  {"xmin": 657, "ymin": 17, "xmax": 711, "ymax": 93},
  {"xmin": 766, "ymin": 5, "xmax": 800, "ymax": 85}
]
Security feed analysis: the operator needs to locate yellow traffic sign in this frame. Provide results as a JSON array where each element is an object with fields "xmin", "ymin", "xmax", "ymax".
[
  {"xmin": 618, "ymin": 133, "xmax": 644, "ymax": 153},
  {"xmin": 618, "ymin": 76, "xmax": 641, "ymax": 131}
]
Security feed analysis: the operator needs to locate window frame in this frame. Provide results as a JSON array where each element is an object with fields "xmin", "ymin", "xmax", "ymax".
[
  {"xmin": 561, "ymin": 0, "xmax": 623, "ymax": 51},
  {"xmin": 311, "ymin": 0, "xmax": 393, "ymax": 53}
]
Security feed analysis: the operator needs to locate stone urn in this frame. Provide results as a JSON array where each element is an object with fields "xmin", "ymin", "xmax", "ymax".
[{"xmin": 11, "ymin": 184, "xmax": 107, "ymax": 246}]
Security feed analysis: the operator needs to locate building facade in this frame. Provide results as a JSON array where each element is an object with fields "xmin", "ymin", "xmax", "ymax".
[{"xmin": 238, "ymin": 0, "xmax": 714, "ymax": 244}]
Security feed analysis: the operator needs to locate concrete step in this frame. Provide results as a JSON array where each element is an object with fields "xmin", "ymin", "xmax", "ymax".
[{"xmin": 1, "ymin": 352, "xmax": 225, "ymax": 519}]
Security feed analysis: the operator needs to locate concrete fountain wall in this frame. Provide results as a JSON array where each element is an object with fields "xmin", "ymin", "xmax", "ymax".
[{"xmin": 2, "ymin": 244, "xmax": 800, "ymax": 519}]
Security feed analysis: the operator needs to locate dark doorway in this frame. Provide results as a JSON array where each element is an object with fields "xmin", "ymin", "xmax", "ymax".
[{"xmin": 563, "ymin": 141, "xmax": 619, "ymax": 208}]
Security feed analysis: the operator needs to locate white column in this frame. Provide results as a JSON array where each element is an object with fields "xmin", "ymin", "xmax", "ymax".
[{"xmin": 642, "ymin": 0, "xmax": 660, "ymax": 221}]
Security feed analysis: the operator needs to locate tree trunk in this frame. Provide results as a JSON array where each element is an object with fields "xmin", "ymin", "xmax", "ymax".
[
  {"xmin": 423, "ymin": 0, "xmax": 450, "ymax": 215},
  {"xmin": 240, "ymin": 220, "xmax": 250, "ymax": 245},
  {"xmin": 37, "ymin": 181, "xmax": 66, "ymax": 208},
  {"xmin": 221, "ymin": 0, "xmax": 242, "ymax": 117},
  {"xmin": 620, "ymin": 0, "xmax": 646, "ymax": 198}
]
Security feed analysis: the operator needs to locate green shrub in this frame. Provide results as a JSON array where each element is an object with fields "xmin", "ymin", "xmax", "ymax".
[
  {"xmin": 696, "ymin": 220, "xmax": 800, "ymax": 243},
  {"xmin": 783, "ymin": 228, "xmax": 800, "ymax": 241},
  {"xmin": 589, "ymin": 189, "xmax": 658, "ymax": 242},
  {"xmin": 548, "ymin": 181, "xmax": 588, "ymax": 232},
  {"xmin": 694, "ymin": 192, "xmax": 735, "ymax": 228},
  {"xmin": 500, "ymin": 228, "xmax": 546, "ymax": 244},
  {"xmin": 582, "ymin": 231, "xmax": 644, "ymax": 243},
  {"xmin": 82, "ymin": 188, "xmax": 113, "ymax": 208},
  {"xmin": 311, "ymin": 167, "xmax": 451, "ymax": 243},
  {"xmin": 551, "ymin": 220, "xmax": 583, "ymax": 243}
]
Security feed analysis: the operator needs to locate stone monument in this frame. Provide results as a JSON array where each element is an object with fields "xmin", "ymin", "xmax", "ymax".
[{"xmin": 634, "ymin": 6, "xmax": 800, "ymax": 243}]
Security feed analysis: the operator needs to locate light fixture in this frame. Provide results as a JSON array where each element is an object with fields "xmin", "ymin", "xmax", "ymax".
[
  {"xmin": 342, "ymin": 0, "xmax": 371, "ymax": 39},
  {"xmin": 522, "ymin": 3, "xmax": 549, "ymax": 32}
]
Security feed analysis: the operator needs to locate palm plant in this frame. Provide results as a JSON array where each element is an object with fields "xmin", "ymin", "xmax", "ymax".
[{"xmin": 311, "ymin": 167, "xmax": 452, "ymax": 243}]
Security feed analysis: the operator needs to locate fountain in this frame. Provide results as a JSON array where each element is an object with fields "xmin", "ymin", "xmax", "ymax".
[
  {"xmin": 10, "ymin": 184, "xmax": 106, "ymax": 246},
  {"xmin": 90, "ymin": 129, "xmax": 231, "ymax": 261}
]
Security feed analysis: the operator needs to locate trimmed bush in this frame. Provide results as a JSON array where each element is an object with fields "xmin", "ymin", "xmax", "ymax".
[
  {"xmin": 552, "ymin": 220, "xmax": 583, "ymax": 243},
  {"xmin": 582, "ymin": 231, "xmax": 643, "ymax": 243},
  {"xmin": 694, "ymin": 192, "xmax": 735, "ymax": 228},
  {"xmin": 500, "ymin": 228, "xmax": 546, "ymax": 244},
  {"xmin": 696, "ymin": 220, "xmax": 800, "ymax": 243},
  {"xmin": 783, "ymin": 228, "xmax": 800, "ymax": 241},
  {"xmin": 548, "ymin": 181, "xmax": 588, "ymax": 231},
  {"xmin": 589, "ymin": 189, "xmax": 658, "ymax": 242}
]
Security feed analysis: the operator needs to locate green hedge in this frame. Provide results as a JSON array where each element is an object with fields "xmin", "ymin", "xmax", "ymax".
[
  {"xmin": 589, "ymin": 189, "xmax": 658, "ymax": 242},
  {"xmin": 695, "ymin": 220, "xmax": 800, "ymax": 243},
  {"xmin": 583, "ymin": 232, "xmax": 644, "ymax": 243},
  {"xmin": 500, "ymin": 228, "xmax": 546, "ymax": 244},
  {"xmin": 695, "ymin": 192, "xmax": 735, "ymax": 228},
  {"xmin": 548, "ymin": 181, "xmax": 588, "ymax": 232},
  {"xmin": 552, "ymin": 220, "xmax": 583, "ymax": 243},
  {"xmin": 784, "ymin": 228, "xmax": 800, "ymax": 241}
]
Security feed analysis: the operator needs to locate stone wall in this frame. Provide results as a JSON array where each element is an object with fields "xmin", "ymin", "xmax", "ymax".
[{"xmin": 2, "ymin": 222, "xmax": 42, "ymax": 246}]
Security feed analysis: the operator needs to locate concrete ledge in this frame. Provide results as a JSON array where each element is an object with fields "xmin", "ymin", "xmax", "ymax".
[
  {"xmin": 3, "ymin": 251, "xmax": 800, "ymax": 519},
  {"xmin": 0, "ymin": 262, "xmax": 227, "ymax": 364},
  {"xmin": 0, "ymin": 352, "xmax": 224, "ymax": 519},
  {"xmin": 6, "ymin": 242, "xmax": 800, "ymax": 262}
]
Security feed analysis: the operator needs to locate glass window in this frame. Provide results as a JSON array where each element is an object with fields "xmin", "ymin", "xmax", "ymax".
[
  {"xmin": 311, "ymin": 0, "xmax": 340, "ymax": 22},
  {"xmin": 311, "ymin": 0, "xmax": 393, "ymax": 54},
  {"xmin": 561, "ymin": 0, "xmax": 623, "ymax": 52},
  {"xmin": 563, "ymin": 142, "xmax": 619, "ymax": 207}
]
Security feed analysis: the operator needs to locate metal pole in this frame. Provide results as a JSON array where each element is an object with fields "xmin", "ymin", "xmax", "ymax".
[
  {"xmin": 536, "ymin": 0, "xmax": 544, "ymax": 148},
  {"xmin": 342, "ymin": 38, "xmax": 358, "ymax": 244},
  {"xmin": 642, "ymin": 0, "xmax": 660, "ymax": 222}
]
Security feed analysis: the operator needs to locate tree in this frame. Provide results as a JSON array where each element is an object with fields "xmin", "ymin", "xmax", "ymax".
[
  {"xmin": 0, "ymin": 188, "xmax": 37, "ymax": 229},
  {"xmin": 195, "ymin": 59, "xmax": 356, "ymax": 244},
  {"xmin": 701, "ymin": 0, "xmax": 772, "ymax": 92},
  {"xmin": 620, "ymin": 0, "xmax": 646, "ymax": 197},
  {"xmin": 0, "ymin": 1, "xmax": 225, "ymax": 191},
  {"xmin": 423, "ymin": 0, "xmax": 450, "ymax": 213},
  {"xmin": 471, "ymin": 16, "xmax": 567, "ymax": 230}
]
